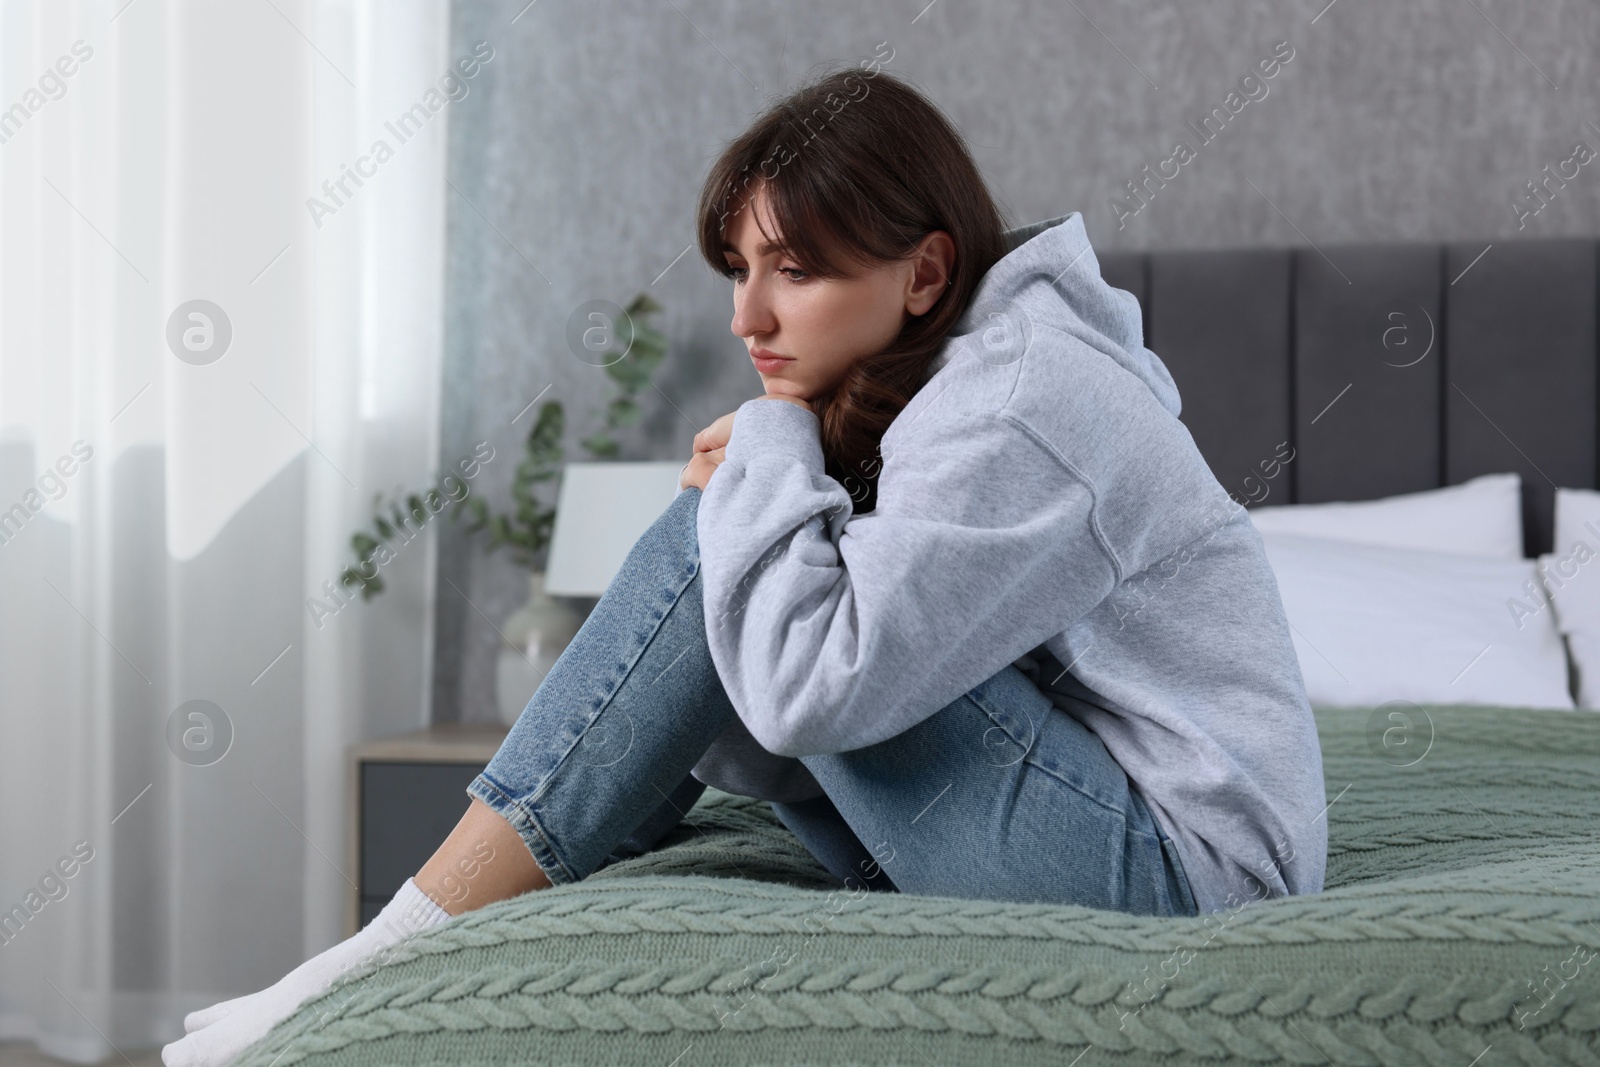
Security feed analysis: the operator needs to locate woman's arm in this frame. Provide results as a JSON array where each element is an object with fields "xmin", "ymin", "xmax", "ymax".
[
  {"xmin": 695, "ymin": 395, "xmax": 1121, "ymax": 758},
  {"xmin": 680, "ymin": 393, "xmax": 811, "ymax": 493}
]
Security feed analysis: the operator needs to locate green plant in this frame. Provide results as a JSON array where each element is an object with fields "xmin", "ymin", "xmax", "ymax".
[
  {"xmin": 453, "ymin": 399, "xmax": 564, "ymax": 569},
  {"xmin": 578, "ymin": 292, "xmax": 667, "ymax": 458},
  {"xmin": 340, "ymin": 291, "xmax": 668, "ymax": 600}
]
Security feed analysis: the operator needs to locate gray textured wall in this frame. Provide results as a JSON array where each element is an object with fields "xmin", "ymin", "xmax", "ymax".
[{"xmin": 433, "ymin": 0, "xmax": 1600, "ymax": 724}]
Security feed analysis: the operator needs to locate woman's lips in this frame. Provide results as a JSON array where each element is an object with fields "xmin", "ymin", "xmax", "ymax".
[{"xmin": 751, "ymin": 350, "xmax": 793, "ymax": 373}]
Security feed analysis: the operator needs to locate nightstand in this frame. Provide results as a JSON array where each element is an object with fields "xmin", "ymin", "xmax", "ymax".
[{"xmin": 345, "ymin": 724, "xmax": 510, "ymax": 937}]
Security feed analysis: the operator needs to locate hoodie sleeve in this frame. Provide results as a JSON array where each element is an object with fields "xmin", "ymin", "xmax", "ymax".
[{"xmin": 695, "ymin": 395, "xmax": 1123, "ymax": 758}]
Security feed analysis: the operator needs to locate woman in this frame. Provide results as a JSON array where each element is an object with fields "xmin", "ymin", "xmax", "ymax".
[{"xmin": 164, "ymin": 66, "xmax": 1326, "ymax": 1067}]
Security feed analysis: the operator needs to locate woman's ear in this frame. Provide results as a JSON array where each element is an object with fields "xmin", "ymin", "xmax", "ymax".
[{"xmin": 905, "ymin": 230, "xmax": 956, "ymax": 316}]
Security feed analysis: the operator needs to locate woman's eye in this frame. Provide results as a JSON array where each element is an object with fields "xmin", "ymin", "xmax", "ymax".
[{"xmin": 726, "ymin": 265, "xmax": 808, "ymax": 283}]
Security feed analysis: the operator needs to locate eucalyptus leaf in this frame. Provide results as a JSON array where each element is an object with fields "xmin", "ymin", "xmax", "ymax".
[{"xmin": 609, "ymin": 397, "xmax": 640, "ymax": 425}]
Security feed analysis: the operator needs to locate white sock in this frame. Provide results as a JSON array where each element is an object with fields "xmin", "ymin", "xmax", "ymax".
[{"xmin": 163, "ymin": 878, "xmax": 450, "ymax": 1067}]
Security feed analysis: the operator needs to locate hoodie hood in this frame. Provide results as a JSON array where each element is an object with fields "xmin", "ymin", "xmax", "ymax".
[{"xmin": 934, "ymin": 211, "xmax": 1182, "ymax": 419}]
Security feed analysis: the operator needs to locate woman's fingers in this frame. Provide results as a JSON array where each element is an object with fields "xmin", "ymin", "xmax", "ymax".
[
  {"xmin": 679, "ymin": 448, "xmax": 727, "ymax": 492},
  {"xmin": 693, "ymin": 411, "xmax": 737, "ymax": 454},
  {"xmin": 684, "ymin": 409, "xmax": 734, "ymax": 494}
]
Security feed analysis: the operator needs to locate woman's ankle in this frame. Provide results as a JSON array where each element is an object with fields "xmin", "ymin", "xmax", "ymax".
[{"xmin": 414, "ymin": 796, "xmax": 552, "ymax": 916}]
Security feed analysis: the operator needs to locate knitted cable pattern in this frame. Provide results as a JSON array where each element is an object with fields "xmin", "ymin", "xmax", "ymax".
[
  {"xmin": 240, "ymin": 961, "xmax": 1600, "ymax": 1065},
  {"xmin": 235, "ymin": 706, "xmax": 1600, "ymax": 1067}
]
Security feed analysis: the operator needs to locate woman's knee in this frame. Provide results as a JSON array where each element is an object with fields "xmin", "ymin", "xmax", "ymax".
[{"xmin": 597, "ymin": 487, "xmax": 704, "ymax": 616}]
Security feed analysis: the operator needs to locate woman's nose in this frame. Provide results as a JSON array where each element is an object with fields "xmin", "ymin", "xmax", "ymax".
[{"xmin": 731, "ymin": 280, "xmax": 774, "ymax": 339}]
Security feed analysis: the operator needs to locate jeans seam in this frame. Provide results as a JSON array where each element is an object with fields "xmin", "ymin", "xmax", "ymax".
[
  {"xmin": 1016, "ymin": 753, "xmax": 1161, "ymax": 840},
  {"xmin": 471, "ymin": 522, "xmax": 703, "ymax": 887},
  {"xmin": 518, "ymin": 550, "xmax": 700, "ymax": 819},
  {"xmin": 965, "ymin": 677, "xmax": 1048, "ymax": 763},
  {"xmin": 965, "ymin": 672, "xmax": 1150, "ymax": 833}
]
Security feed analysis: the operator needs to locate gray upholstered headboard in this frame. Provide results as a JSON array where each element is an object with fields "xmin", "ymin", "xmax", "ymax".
[{"xmin": 1096, "ymin": 238, "xmax": 1598, "ymax": 558}]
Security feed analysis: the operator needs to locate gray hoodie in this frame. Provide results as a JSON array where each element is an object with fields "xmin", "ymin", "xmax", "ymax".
[{"xmin": 687, "ymin": 211, "xmax": 1327, "ymax": 916}]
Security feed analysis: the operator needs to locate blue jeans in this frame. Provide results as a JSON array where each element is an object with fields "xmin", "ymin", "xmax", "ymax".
[{"xmin": 465, "ymin": 486, "xmax": 1198, "ymax": 917}]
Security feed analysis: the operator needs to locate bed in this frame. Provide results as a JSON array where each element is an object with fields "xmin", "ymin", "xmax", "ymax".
[
  {"xmin": 237, "ymin": 232, "xmax": 1600, "ymax": 1065},
  {"xmin": 235, "ymin": 704, "xmax": 1600, "ymax": 1066}
]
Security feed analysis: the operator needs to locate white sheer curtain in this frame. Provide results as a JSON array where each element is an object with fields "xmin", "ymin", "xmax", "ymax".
[{"xmin": 0, "ymin": 0, "xmax": 450, "ymax": 1058}]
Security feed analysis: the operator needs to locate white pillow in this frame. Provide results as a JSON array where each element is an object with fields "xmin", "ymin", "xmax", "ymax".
[
  {"xmin": 1247, "ymin": 472, "xmax": 1523, "ymax": 559},
  {"xmin": 1259, "ymin": 530, "xmax": 1574, "ymax": 710},
  {"xmin": 1538, "ymin": 488, "xmax": 1600, "ymax": 707}
]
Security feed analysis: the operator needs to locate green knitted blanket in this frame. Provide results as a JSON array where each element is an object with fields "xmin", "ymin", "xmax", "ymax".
[{"xmin": 238, "ymin": 706, "xmax": 1600, "ymax": 1066}]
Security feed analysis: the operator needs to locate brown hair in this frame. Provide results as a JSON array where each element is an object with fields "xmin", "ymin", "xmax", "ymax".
[{"xmin": 695, "ymin": 65, "xmax": 1008, "ymax": 512}]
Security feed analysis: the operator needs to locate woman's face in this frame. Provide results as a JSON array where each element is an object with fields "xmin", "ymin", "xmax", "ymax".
[{"xmin": 722, "ymin": 185, "xmax": 953, "ymax": 402}]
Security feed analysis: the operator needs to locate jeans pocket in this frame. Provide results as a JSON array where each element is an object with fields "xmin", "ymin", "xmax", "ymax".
[
  {"xmin": 1003, "ymin": 759, "xmax": 1131, "ymax": 911},
  {"xmin": 1158, "ymin": 832, "xmax": 1200, "ymax": 917},
  {"xmin": 1127, "ymin": 787, "xmax": 1199, "ymax": 918}
]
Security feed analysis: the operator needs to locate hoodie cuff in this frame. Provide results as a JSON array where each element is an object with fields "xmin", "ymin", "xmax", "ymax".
[{"xmin": 724, "ymin": 397, "xmax": 824, "ymax": 473}]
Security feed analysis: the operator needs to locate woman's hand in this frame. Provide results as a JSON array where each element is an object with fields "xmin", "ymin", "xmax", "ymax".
[
  {"xmin": 680, "ymin": 411, "xmax": 733, "ymax": 492},
  {"xmin": 679, "ymin": 393, "xmax": 813, "ymax": 492}
]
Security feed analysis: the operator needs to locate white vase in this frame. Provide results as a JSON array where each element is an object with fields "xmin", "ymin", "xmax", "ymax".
[{"xmin": 495, "ymin": 570, "xmax": 587, "ymax": 726}]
